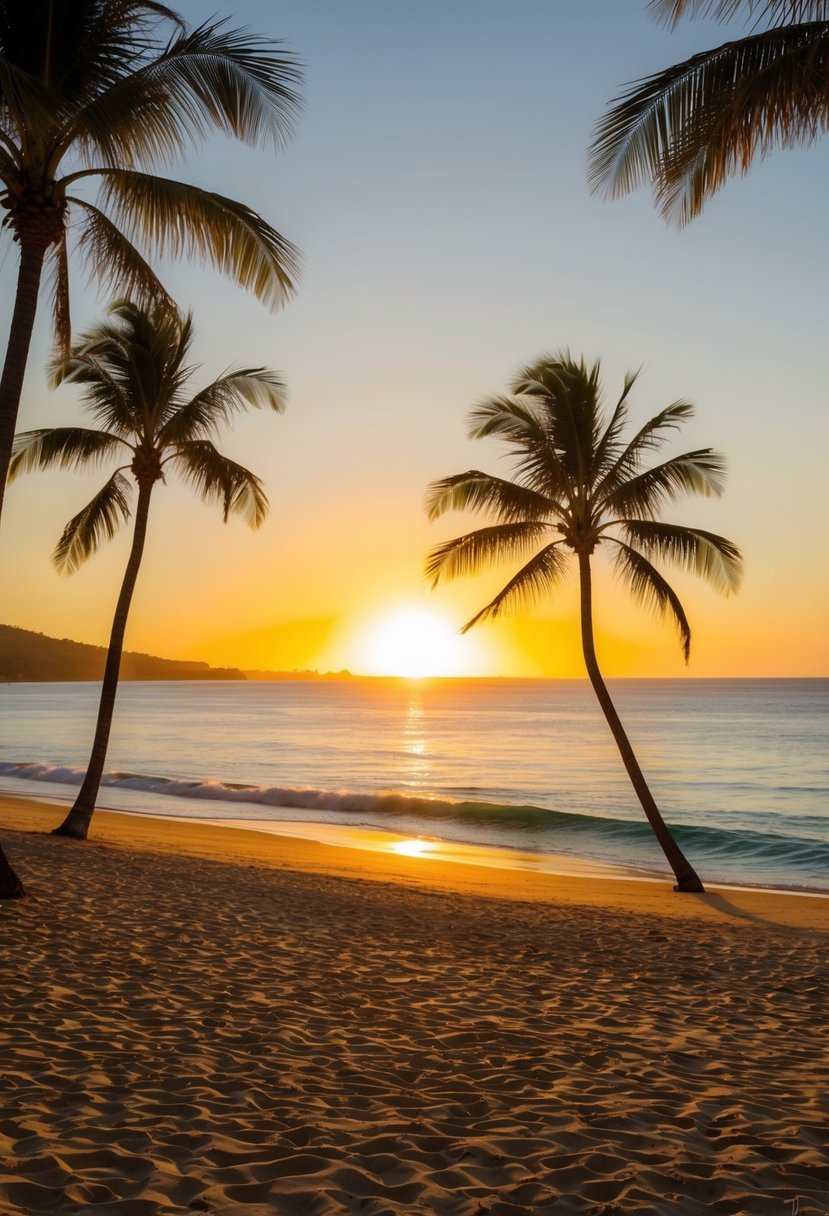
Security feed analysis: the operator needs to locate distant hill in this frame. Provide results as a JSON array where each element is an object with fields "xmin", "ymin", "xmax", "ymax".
[{"xmin": 0, "ymin": 625, "xmax": 245, "ymax": 682}]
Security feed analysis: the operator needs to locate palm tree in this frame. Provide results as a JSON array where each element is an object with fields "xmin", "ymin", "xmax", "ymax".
[
  {"xmin": 588, "ymin": 1, "xmax": 829, "ymax": 225},
  {"xmin": 0, "ymin": 0, "xmax": 302, "ymax": 524},
  {"xmin": 425, "ymin": 353, "xmax": 742, "ymax": 892},
  {"xmin": 9, "ymin": 300, "xmax": 285, "ymax": 841}
]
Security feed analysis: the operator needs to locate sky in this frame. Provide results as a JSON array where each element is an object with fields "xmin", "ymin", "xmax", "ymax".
[{"xmin": 0, "ymin": 0, "xmax": 827, "ymax": 678}]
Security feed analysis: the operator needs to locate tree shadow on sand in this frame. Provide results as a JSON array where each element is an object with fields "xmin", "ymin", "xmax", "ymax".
[{"xmin": 693, "ymin": 890, "xmax": 826, "ymax": 934}]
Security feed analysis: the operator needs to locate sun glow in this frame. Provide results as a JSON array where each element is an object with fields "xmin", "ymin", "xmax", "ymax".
[
  {"xmin": 359, "ymin": 608, "xmax": 476, "ymax": 678},
  {"xmin": 390, "ymin": 837, "xmax": 433, "ymax": 858}
]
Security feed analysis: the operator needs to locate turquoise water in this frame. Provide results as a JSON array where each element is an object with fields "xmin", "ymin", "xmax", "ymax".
[{"xmin": 0, "ymin": 678, "xmax": 826, "ymax": 891}]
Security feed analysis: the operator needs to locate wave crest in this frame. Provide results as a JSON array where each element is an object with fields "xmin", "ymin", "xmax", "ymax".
[{"xmin": 2, "ymin": 759, "xmax": 827, "ymax": 884}]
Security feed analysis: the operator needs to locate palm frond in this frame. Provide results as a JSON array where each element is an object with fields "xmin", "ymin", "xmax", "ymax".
[
  {"xmin": 91, "ymin": 168, "xmax": 300, "ymax": 307},
  {"xmin": 461, "ymin": 544, "xmax": 570, "ymax": 632},
  {"xmin": 589, "ymin": 23, "xmax": 829, "ymax": 224},
  {"xmin": 168, "ymin": 440, "xmax": 269, "ymax": 527},
  {"xmin": 619, "ymin": 519, "xmax": 744, "ymax": 593},
  {"xmin": 50, "ymin": 342, "xmax": 140, "ymax": 438},
  {"xmin": 592, "ymin": 368, "xmax": 640, "ymax": 478},
  {"xmin": 151, "ymin": 19, "xmax": 302, "ymax": 148},
  {"xmin": 600, "ymin": 448, "xmax": 727, "ymax": 516},
  {"xmin": 71, "ymin": 197, "xmax": 176, "ymax": 311},
  {"xmin": 0, "ymin": 54, "xmax": 62, "ymax": 136},
  {"xmin": 0, "ymin": 133, "xmax": 19, "ymax": 175},
  {"xmin": 425, "ymin": 470, "xmax": 552, "ymax": 523},
  {"xmin": 49, "ymin": 302, "xmax": 196, "ymax": 440},
  {"xmin": 508, "ymin": 355, "xmax": 608, "ymax": 496},
  {"xmin": 44, "ymin": 231, "xmax": 72, "ymax": 356},
  {"xmin": 0, "ymin": 2, "xmax": 176, "ymax": 146},
  {"xmin": 53, "ymin": 470, "xmax": 133, "ymax": 574},
  {"xmin": 158, "ymin": 369, "xmax": 285, "ymax": 444},
  {"xmin": 512, "ymin": 352, "xmax": 601, "ymax": 404},
  {"xmin": 67, "ymin": 19, "xmax": 302, "ymax": 170},
  {"xmin": 610, "ymin": 400, "xmax": 695, "ymax": 458},
  {"xmin": 467, "ymin": 393, "xmax": 547, "ymax": 443},
  {"xmin": 650, "ymin": 1, "xmax": 829, "ymax": 27},
  {"xmin": 106, "ymin": 296, "xmax": 194, "ymax": 370},
  {"xmin": 41, "ymin": 1, "xmax": 181, "ymax": 97},
  {"xmin": 466, "ymin": 394, "xmax": 576, "ymax": 503},
  {"xmin": 595, "ymin": 400, "xmax": 696, "ymax": 497},
  {"xmin": 425, "ymin": 521, "xmax": 552, "ymax": 586},
  {"xmin": 610, "ymin": 539, "xmax": 693, "ymax": 660},
  {"xmin": 10, "ymin": 428, "xmax": 129, "ymax": 478}
]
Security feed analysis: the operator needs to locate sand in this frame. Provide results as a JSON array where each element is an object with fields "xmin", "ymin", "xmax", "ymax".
[{"xmin": 1, "ymin": 797, "xmax": 827, "ymax": 1215}]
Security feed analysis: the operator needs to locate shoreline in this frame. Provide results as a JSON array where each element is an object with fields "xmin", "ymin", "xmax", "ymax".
[
  {"xmin": 4, "ymin": 783, "xmax": 829, "ymax": 901},
  {"xmin": 2, "ymin": 793, "xmax": 827, "ymax": 930},
  {"xmin": 4, "ymin": 776, "xmax": 829, "ymax": 900}
]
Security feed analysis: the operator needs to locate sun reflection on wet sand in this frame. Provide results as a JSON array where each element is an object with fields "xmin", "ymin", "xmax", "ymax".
[
  {"xmin": 190, "ymin": 817, "xmax": 643, "ymax": 879},
  {"xmin": 390, "ymin": 837, "xmax": 433, "ymax": 858}
]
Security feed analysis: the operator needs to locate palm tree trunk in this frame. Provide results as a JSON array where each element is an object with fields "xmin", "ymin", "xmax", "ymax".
[
  {"xmin": 577, "ymin": 551, "xmax": 704, "ymax": 893},
  {"xmin": 0, "ymin": 842, "xmax": 25, "ymax": 899},
  {"xmin": 53, "ymin": 481, "xmax": 154, "ymax": 840},
  {"xmin": 0, "ymin": 237, "xmax": 50, "ymax": 524},
  {"xmin": 0, "ymin": 236, "xmax": 51, "ymax": 892}
]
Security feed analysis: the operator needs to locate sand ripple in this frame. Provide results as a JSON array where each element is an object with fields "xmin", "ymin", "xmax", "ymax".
[{"xmin": 1, "ymin": 830, "xmax": 827, "ymax": 1215}]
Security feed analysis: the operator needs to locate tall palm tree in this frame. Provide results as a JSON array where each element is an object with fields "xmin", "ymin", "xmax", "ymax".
[
  {"xmin": 0, "ymin": 0, "xmax": 302, "ymax": 524},
  {"xmin": 425, "ymin": 354, "xmax": 742, "ymax": 892},
  {"xmin": 9, "ymin": 300, "xmax": 285, "ymax": 841},
  {"xmin": 589, "ymin": 1, "xmax": 829, "ymax": 225}
]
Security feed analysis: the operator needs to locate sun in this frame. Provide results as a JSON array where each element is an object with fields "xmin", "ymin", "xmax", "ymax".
[{"xmin": 361, "ymin": 608, "xmax": 472, "ymax": 678}]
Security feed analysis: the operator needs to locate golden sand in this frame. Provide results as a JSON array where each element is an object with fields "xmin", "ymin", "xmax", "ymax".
[{"xmin": 1, "ymin": 795, "xmax": 827, "ymax": 1215}]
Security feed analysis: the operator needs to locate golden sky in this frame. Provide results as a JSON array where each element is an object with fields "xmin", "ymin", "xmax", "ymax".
[{"xmin": 1, "ymin": 0, "xmax": 827, "ymax": 679}]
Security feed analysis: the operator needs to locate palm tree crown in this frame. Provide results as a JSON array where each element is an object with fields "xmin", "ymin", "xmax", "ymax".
[
  {"xmin": 426, "ymin": 353, "xmax": 743, "ymax": 891},
  {"xmin": 10, "ymin": 299, "xmax": 284, "ymax": 570},
  {"xmin": 0, "ymin": 1, "xmax": 301, "ymax": 325},
  {"xmin": 0, "ymin": 0, "xmax": 301, "ymax": 525},
  {"xmin": 588, "ymin": 0, "xmax": 829, "ymax": 224},
  {"xmin": 426, "ymin": 354, "xmax": 742, "ymax": 656}
]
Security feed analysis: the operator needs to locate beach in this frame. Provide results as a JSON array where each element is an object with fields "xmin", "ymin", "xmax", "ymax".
[{"xmin": 1, "ymin": 796, "xmax": 827, "ymax": 1215}]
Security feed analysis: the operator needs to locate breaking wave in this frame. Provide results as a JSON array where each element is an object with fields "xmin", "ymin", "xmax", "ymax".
[{"xmin": 2, "ymin": 759, "xmax": 827, "ymax": 888}]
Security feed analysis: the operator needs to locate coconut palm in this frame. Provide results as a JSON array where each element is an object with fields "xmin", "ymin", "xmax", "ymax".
[
  {"xmin": 589, "ymin": 0, "xmax": 829, "ymax": 225},
  {"xmin": 9, "ymin": 300, "xmax": 285, "ymax": 840},
  {"xmin": 426, "ymin": 353, "xmax": 742, "ymax": 892},
  {"xmin": 0, "ymin": 0, "xmax": 302, "ymax": 525}
]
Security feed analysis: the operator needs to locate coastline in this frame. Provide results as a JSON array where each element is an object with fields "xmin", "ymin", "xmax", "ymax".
[{"xmin": 2, "ymin": 793, "xmax": 827, "ymax": 930}]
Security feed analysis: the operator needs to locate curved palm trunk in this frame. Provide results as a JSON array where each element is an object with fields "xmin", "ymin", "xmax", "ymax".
[
  {"xmin": 0, "ymin": 237, "xmax": 52, "ymax": 892},
  {"xmin": 0, "ymin": 237, "xmax": 50, "ymax": 524},
  {"xmin": 54, "ymin": 482, "xmax": 154, "ymax": 840},
  {"xmin": 0, "ymin": 843, "xmax": 25, "ymax": 899},
  {"xmin": 577, "ymin": 551, "xmax": 704, "ymax": 892}
]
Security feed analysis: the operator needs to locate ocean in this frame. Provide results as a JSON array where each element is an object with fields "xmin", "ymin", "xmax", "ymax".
[{"xmin": 0, "ymin": 678, "xmax": 827, "ymax": 892}]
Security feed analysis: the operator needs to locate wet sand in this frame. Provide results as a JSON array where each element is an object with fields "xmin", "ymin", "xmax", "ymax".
[{"xmin": 1, "ymin": 796, "xmax": 827, "ymax": 1215}]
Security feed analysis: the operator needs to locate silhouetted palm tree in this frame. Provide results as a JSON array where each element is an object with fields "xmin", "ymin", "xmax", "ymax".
[
  {"xmin": 589, "ymin": 0, "xmax": 829, "ymax": 224},
  {"xmin": 10, "ymin": 300, "xmax": 284, "ymax": 840},
  {"xmin": 426, "ymin": 353, "xmax": 742, "ymax": 892},
  {"xmin": 0, "ymin": 0, "xmax": 301, "ymax": 523}
]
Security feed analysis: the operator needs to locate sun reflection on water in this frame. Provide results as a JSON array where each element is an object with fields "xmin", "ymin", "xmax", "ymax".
[{"xmin": 403, "ymin": 691, "xmax": 429, "ymax": 785}]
